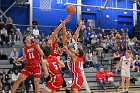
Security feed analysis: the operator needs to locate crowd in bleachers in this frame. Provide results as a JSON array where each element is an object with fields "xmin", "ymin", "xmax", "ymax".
[{"xmin": 0, "ymin": 16, "xmax": 140, "ymax": 92}]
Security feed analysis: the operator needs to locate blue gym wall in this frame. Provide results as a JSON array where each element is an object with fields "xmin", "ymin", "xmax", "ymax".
[
  {"xmin": 138, "ymin": 5, "xmax": 140, "ymax": 30},
  {"xmin": 33, "ymin": 0, "xmax": 77, "ymax": 35},
  {"xmin": 82, "ymin": 0, "xmax": 134, "ymax": 36},
  {"xmin": 1, "ymin": 0, "xmax": 136, "ymax": 36}
]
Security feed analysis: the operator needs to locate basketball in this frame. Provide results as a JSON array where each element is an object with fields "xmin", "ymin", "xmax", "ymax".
[{"xmin": 66, "ymin": 5, "xmax": 76, "ymax": 14}]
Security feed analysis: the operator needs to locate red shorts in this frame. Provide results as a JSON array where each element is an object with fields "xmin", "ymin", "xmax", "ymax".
[
  {"xmin": 45, "ymin": 75, "xmax": 63, "ymax": 91},
  {"xmin": 21, "ymin": 63, "xmax": 41, "ymax": 78},
  {"xmin": 71, "ymin": 73, "xmax": 83, "ymax": 91}
]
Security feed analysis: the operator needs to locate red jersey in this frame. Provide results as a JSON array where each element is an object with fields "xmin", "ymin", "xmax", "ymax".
[
  {"xmin": 105, "ymin": 71, "xmax": 114, "ymax": 83},
  {"xmin": 71, "ymin": 56, "xmax": 83, "ymax": 74},
  {"xmin": 96, "ymin": 71, "xmax": 105, "ymax": 81},
  {"xmin": 24, "ymin": 43, "xmax": 40, "ymax": 63},
  {"xmin": 45, "ymin": 56, "xmax": 61, "ymax": 76},
  {"xmin": 51, "ymin": 41, "xmax": 58, "ymax": 56}
]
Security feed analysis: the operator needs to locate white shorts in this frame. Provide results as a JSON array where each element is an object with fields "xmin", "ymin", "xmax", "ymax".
[{"xmin": 121, "ymin": 68, "xmax": 130, "ymax": 78}]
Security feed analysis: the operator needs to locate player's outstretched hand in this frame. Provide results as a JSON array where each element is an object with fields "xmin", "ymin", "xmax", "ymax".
[{"xmin": 64, "ymin": 15, "xmax": 72, "ymax": 23}]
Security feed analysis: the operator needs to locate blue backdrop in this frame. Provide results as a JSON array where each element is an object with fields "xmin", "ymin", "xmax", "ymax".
[{"xmin": 1, "ymin": 0, "xmax": 139, "ymax": 37}]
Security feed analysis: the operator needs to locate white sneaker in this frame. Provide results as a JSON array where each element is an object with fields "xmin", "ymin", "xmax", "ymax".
[
  {"xmin": 2, "ymin": 90, "xmax": 5, "ymax": 93},
  {"xmin": 9, "ymin": 90, "xmax": 11, "ymax": 93}
]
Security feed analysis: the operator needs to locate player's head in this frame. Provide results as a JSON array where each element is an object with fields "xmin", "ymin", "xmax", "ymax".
[
  {"xmin": 99, "ymin": 68, "xmax": 104, "ymax": 72},
  {"xmin": 125, "ymin": 50, "xmax": 132, "ymax": 57},
  {"xmin": 75, "ymin": 48, "xmax": 84, "ymax": 58},
  {"xmin": 42, "ymin": 46, "xmax": 52, "ymax": 57},
  {"xmin": 66, "ymin": 29, "xmax": 73, "ymax": 38},
  {"xmin": 23, "ymin": 35, "xmax": 32, "ymax": 45},
  {"xmin": 56, "ymin": 42, "xmax": 64, "ymax": 56}
]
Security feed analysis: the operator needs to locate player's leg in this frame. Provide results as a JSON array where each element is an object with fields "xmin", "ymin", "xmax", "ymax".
[
  {"xmin": 34, "ymin": 78, "xmax": 40, "ymax": 93},
  {"xmin": 121, "ymin": 76, "xmax": 126, "ymax": 93},
  {"xmin": 11, "ymin": 73, "xmax": 27, "ymax": 93},
  {"xmin": 71, "ymin": 88, "xmax": 78, "ymax": 93},
  {"xmin": 82, "ymin": 71, "xmax": 91, "ymax": 93},
  {"xmin": 125, "ymin": 77, "xmax": 130, "ymax": 92},
  {"xmin": 62, "ymin": 77, "xmax": 70, "ymax": 93}
]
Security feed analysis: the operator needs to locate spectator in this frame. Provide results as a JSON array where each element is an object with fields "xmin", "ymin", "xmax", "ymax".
[
  {"xmin": 24, "ymin": 27, "xmax": 31, "ymax": 35},
  {"xmin": 15, "ymin": 28, "xmax": 22, "ymax": 42},
  {"xmin": 11, "ymin": 69, "xmax": 20, "ymax": 85},
  {"xmin": 115, "ymin": 31, "xmax": 121, "ymax": 39},
  {"xmin": 85, "ymin": 49, "xmax": 93, "ymax": 67},
  {"xmin": 96, "ymin": 68, "xmax": 106, "ymax": 90},
  {"xmin": 0, "ymin": 18, "xmax": 4, "ymax": 31},
  {"xmin": 128, "ymin": 39, "xmax": 135, "ymax": 50},
  {"xmin": 8, "ymin": 29, "xmax": 16, "ymax": 43},
  {"xmin": 134, "ymin": 55, "xmax": 140, "ymax": 72},
  {"xmin": 32, "ymin": 18, "xmax": 38, "ymax": 29},
  {"xmin": 32, "ymin": 26, "xmax": 40, "ymax": 40},
  {"xmin": 113, "ymin": 50, "xmax": 121, "ymax": 63},
  {"xmin": 9, "ymin": 48, "xmax": 19, "ymax": 64},
  {"xmin": 0, "ymin": 27, "xmax": 8, "ymax": 46},
  {"xmin": 1, "ymin": 69, "xmax": 11, "ymax": 93},
  {"xmin": 105, "ymin": 68, "xmax": 118, "ymax": 89},
  {"xmin": 0, "ymin": 50, "xmax": 8, "ymax": 60}
]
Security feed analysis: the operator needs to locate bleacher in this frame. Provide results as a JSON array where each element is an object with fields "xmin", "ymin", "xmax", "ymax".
[{"xmin": 0, "ymin": 44, "xmax": 140, "ymax": 92}]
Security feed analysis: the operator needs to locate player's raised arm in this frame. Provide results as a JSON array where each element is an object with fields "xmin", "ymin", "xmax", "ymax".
[
  {"xmin": 42, "ymin": 59, "xmax": 49, "ymax": 78},
  {"xmin": 116, "ymin": 57, "xmax": 123, "ymax": 73},
  {"xmin": 62, "ymin": 21, "xmax": 67, "ymax": 45},
  {"xmin": 73, "ymin": 20, "xmax": 83, "ymax": 42},
  {"xmin": 48, "ymin": 15, "xmax": 72, "ymax": 42},
  {"xmin": 34, "ymin": 43, "xmax": 44, "ymax": 56},
  {"xmin": 57, "ymin": 56, "xmax": 65, "ymax": 68}
]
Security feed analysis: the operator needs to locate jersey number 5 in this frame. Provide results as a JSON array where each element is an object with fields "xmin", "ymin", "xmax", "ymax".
[
  {"xmin": 29, "ymin": 52, "xmax": 35, "ymax": 59},
  {"xmin": 53, "ymin": 62, "xmax": 58, "ymax": 70}
]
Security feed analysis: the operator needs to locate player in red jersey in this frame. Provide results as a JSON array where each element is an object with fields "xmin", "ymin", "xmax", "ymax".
[
  {"xmin": 64, "ymin": 45, "xmax": 84, "ymax": 93},
  {"xmin": 11, "ymin": 35, "xmax": 44, "ymax": 93},
  {"xmin": 41, "ymin": 46, "xmax": 65, "ymax": 93}
]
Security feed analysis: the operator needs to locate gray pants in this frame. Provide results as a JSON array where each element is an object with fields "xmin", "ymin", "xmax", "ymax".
[{"xmin": 108, "ymin": 81, "xmax": 117, "ymax": 88}]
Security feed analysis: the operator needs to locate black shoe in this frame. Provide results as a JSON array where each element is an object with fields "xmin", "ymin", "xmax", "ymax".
[
  {"xmin": 125, "ymin": 91, "xmax": 128, "ymax": 93},
  {"xmin": 66, "ymin": 90, "xmax": 70, "ymax": 93}
]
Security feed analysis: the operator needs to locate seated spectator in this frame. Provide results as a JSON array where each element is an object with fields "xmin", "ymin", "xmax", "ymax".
[
  {"xmin": 115, "ymin": 31, "xmax": 121, "ymax": 39},
  {"xmin": 0, "ymin": 19, "xmax": 4, "ymax": 31},
  {"xmin": 128, "ymin": 39, "xmax": 135, "ymax": 50},
  {"xmin": 134, "ymin": 55, "xmax": 140, "ymax": 72},
  {"xmin": 1, "ymin": 69, "xmax": 11, "ymax": 93},
  {"xmin": 15, "ymin": 28, "xmax": 22, "ymax": 42},
  {"xmin": 85, "ymin": 49, "xmax": 93, "ymax": 67},
  {"xmin": 24, "ymin": 27, "xmax": 31, "ymax": 35},
  {"xmin": 32, "ymin": 18, "xmax": 38, "ymax": 29},
  {"xmin": 9, "ymin": 48, "xmax": 18, "ymax": 63},
  {"xmin": 96, "ymin": 68, "xmax": 106, "ymax": 90},
  {"xmin": 11, "ymin": 69, "xmax": 20, "ymax": 85},
  {"xmin": 0, "ymin": 27, "xmax": 8, "ymax": 46},
  {"xmin": 0, "ymin": 50, "xmax": 8, "ymax": 60},
  {"xmin": 32, "ymin": 26, "xmax": 40, "ymax": 41},
  {"xmin": 105, "ymin": 68, "xmax": 118, "ymax": 89},
  {"xmin": 113, "ymin": 50, "xmax": 121, "ymax": 62},
  {"xmin": 130, "ymin": 75, "xmax": 137, "ymax": 84}
]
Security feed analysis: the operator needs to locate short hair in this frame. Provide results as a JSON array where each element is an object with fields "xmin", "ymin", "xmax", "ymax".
[
  {"xmin": 67, "ymin": 29, "xmax": 73, "ymax": 35},
  {"xmin": 23, "ymin": 35, "xmax": 28, "ymax": 45},
  {"xmin": 78, "ymin": 48, "xmax": 84, "ymax": 58},
  {"xmin": 126, "ymin": 50, "xmax": 132, "ymax": 54},
  {"xmin": 42, "ymin": 46, "xmax": 52, "ymax": 57}
]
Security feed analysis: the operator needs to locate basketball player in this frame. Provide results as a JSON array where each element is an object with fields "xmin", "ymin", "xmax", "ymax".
[
  {"xmin": 46, "ymin": 15, "xmax": 72, "ymax": 93},
  {"xmin": 41, "ymin": 46, "xmax": 65, "ymax": 93},
  {"xmin": 62, "ymin": 20, "xmax": 92, "ymax": 93},
  {"xmin": 11, "ymin": 35, "xmax": 44, "ymax": 93},
  {"xmin": 116, "ymin": 50, "xmax": 135, "ymax": 93},
  {"xmin": 64, "ymin": 45, "xmax": 84, "ymax": 93}
]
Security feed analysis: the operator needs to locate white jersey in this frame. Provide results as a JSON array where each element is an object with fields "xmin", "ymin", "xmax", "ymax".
[
  {"xmin": 121, "ymin": 56, "xmax": 132, "ymax": 71},
  {"xmin": 68, "ymin": 38, "xmax": 78, "ymax": 52}
]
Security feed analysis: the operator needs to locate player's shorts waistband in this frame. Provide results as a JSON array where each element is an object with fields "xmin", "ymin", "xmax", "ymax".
[
  {"xmin": 52, "ymin": 74, "xmax": 62, "ymax": 77},
  {"xmin": 26, "ymin": 62, "xmax": 40, "ymax": 65}
]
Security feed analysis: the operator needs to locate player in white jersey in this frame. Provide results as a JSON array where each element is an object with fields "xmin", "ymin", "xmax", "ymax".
[
  {"xmin": 62, "ymin": 20, "xmax": 92, "ymax": 93},
  {"xmin": 116, "ymin": 50, "xmax": 135, "ymax": 93}
]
